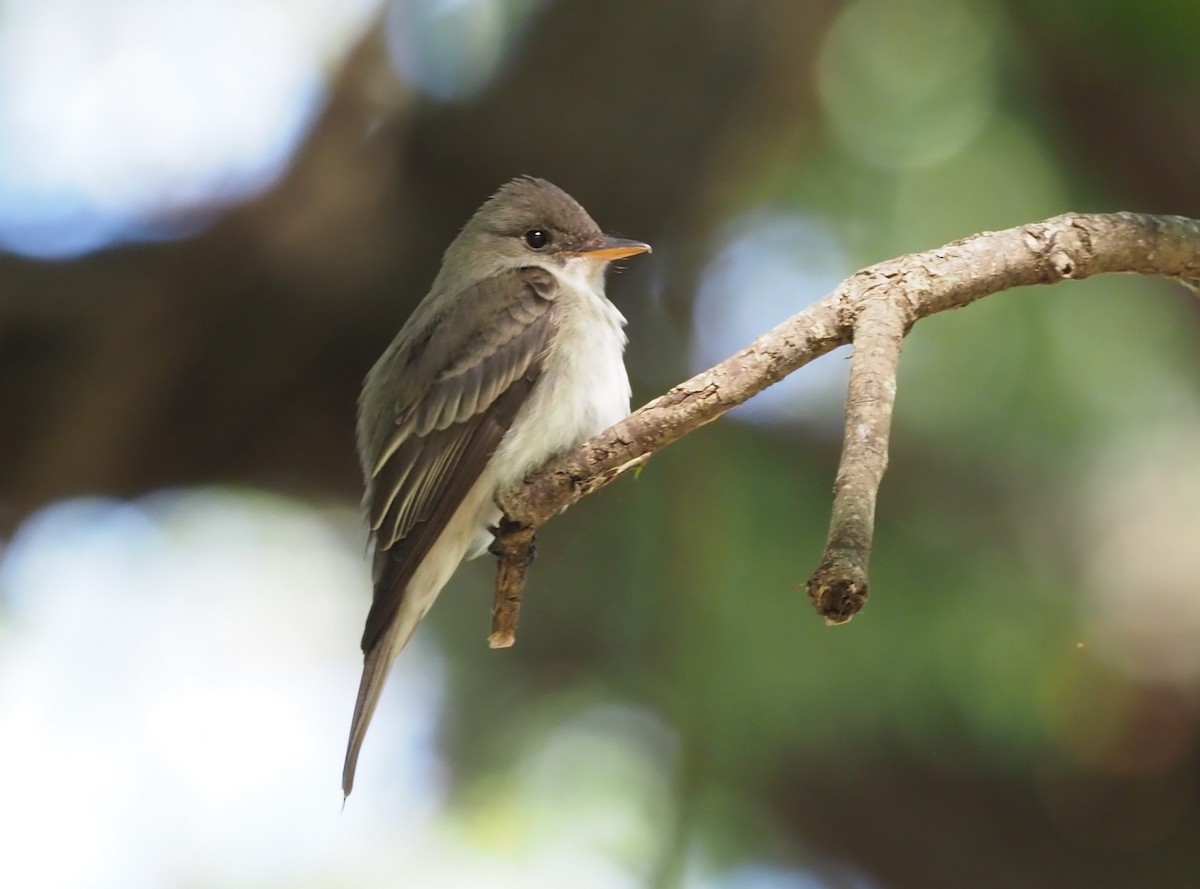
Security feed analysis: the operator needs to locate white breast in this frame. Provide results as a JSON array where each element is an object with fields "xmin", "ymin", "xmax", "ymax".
[{"xmin": 489, "ymin": 256, "xmax": 632, "ymax": 490}]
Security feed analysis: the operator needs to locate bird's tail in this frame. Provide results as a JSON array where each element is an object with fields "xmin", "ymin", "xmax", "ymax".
[
  {"xmin": 342, "ymin": 475, "xmax": 495, "ymax": 798},
  {"xmin": 341, "ymin": 607, "xmax": 423, "ymax": 798}
]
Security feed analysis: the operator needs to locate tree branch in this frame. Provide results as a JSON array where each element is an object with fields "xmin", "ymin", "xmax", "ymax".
[
  {"xmin": 489, "ymin": 212, "xmax": 1200, "ymax": 645},
  {"xmin": 806, "ymin": 298, "xmax": 904, "ymax": 624}
]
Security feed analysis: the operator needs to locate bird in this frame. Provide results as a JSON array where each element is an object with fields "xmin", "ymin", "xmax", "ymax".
[{"xmin": 343, "ymin": 176, "xmax": 650, "ymax": 796}]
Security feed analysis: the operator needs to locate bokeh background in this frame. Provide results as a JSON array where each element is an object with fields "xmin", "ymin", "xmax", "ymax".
[{"xmin": 3, "ymin": 1, "xmax": 1200, "ymax": 887}]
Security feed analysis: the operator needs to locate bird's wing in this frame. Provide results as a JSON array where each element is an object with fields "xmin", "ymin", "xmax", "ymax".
[{"xmin": 359, "ymin": 266, "xmax": 558, "ymax": 653}]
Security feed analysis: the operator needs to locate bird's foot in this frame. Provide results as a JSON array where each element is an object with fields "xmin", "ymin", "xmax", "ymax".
[{"xmin": 488, "ymin": 528, "xmax": 537, "ymax": 566}]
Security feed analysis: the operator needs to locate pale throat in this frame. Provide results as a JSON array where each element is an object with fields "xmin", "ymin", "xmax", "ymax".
[{"xmin": 549, "ymin": 254, "xmax": 611, "ymax": 300}]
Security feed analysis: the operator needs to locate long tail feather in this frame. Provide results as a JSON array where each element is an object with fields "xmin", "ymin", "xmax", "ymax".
[
  {"xmin": 342, "ymin": 610, "xmax": 422, "ymax": 798},
  {"xmin": 343, "ymin": 477, "xmax": 494, "ymax": 798}
]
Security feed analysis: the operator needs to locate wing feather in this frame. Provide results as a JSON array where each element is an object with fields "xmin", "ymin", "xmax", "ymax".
[{"xmin": 358, "ymin": 267, "xmax": 558, "ymax": 653}]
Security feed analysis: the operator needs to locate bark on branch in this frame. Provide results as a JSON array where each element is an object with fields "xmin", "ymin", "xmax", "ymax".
[{"xmin": 488, "ymin": 212, "xmax": 1200, "ymax": 646}]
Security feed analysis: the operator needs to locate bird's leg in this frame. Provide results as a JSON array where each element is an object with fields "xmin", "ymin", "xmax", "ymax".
[{"xmin": 488, "ymin": 520, "xmax": 538, "ymax": 564}]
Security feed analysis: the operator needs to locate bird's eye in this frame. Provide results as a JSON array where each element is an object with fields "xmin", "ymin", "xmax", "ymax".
[{"xmin": 524, "ymin": 229, "xmax": 550, "ymax": 249}]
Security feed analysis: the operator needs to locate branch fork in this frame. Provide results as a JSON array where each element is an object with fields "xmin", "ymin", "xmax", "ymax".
[{"xmin": 488, "ymin": 212, "xmax": 1200, "ymax": 645}]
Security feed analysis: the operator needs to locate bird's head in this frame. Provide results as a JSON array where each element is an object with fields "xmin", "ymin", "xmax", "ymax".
[{"xmin": 447, "ymin": 176, "xmax": 650, "ymax": 284}]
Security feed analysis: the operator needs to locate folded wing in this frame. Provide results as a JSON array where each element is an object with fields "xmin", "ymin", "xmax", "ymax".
[{"xmin": 359, "ymin": 267, "xmax": 558, "ymax": 653}]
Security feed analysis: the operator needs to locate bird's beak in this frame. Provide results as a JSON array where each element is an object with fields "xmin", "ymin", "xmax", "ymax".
[{"xmin": 576, "ymin": 236, "xmax": 652, "ymax": 262}]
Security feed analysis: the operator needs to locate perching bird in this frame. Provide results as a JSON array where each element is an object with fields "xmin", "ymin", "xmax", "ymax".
[{"xmin": 344, "ymin": 176, "xmax": 650, "ymax": 795}]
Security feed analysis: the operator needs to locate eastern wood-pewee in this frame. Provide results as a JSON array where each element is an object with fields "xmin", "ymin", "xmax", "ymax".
[{"xmin": 343, "ymin": 176, "xmax": 650, "ymax": 795}]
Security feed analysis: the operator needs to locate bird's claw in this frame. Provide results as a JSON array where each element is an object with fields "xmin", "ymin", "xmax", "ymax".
[{"xmin": 488, "ymin": 528, "xmax": 537, "ymax": 566}]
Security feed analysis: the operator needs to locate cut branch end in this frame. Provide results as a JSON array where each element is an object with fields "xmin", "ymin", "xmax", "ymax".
[{"xmin": 806, "ymin": 559, "xmax": 869, "ymax": 624}]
